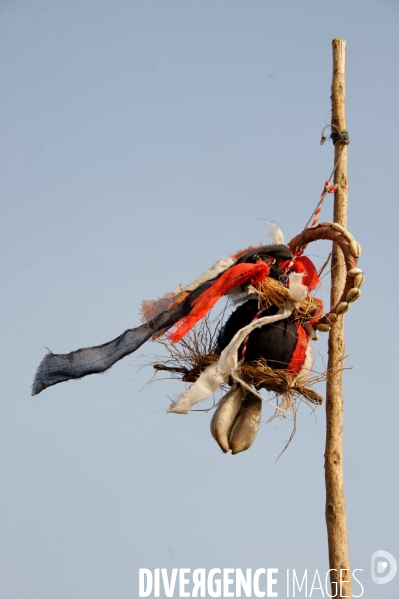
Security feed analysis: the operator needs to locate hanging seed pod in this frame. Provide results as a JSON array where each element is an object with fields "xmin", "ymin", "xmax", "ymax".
[
  {"xmin": 348, "ymin": 267, "xmax": 363, "ymax": 277},
  {"xmin": 332, "ymin": 222, "xmax": 345, "ymax": 233},
  {"xmin": 321, "ymin": 221, "xmax": 333, "ymax": 227},
  {"xmin": 228, "ymin": 394, "xmax": 262, "ymax": 455},
  {"xmin": 354, "ymin": 272, "xmax": 365, "ymax": 288},
  {"xmin": 316, "ymin": 323, "xmax": 331, "ymax": 332},
  {"xmin": 349, "ymin": 240, "xmax": 361, "ymax": 258},
  {"xmin": 336, "ymin": 302, "xmax": 350, "ymax": 315},
  {"xmin": 346, "ymin": 288, "xmax": 361, "ymax": 303},
  {"xmin": 210, "ymin": 385, "xmax": 243, "ymax": 453},
  {"xmin": 343, "ymin": 230, "xmax": 354, "ymax": 242}
]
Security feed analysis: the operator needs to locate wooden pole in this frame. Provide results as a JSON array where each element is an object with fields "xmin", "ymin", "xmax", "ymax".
[{"xmin": 325, "ymin": 38, "xmax": 352, "ymax": 599}]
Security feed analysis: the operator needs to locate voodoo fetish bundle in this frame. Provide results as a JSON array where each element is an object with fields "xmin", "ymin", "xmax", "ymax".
[{"xmin": 32, "ymin": 221, "xmax": 363, "ymax": 455}]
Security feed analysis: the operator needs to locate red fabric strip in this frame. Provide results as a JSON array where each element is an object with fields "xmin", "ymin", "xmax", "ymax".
[
  {"xmin": 280, "ymin": 256, "xmax": 320, "ymax": 291},
  {"xmin": 287, "ymin": 323, "xmax": 309, "ymax": 376},
  {"xmin": 169, "ymin": 261, "xmax": 270, "ymax": 344}
]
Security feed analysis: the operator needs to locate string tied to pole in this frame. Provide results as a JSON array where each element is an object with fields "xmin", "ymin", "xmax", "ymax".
[
  {"xmin": 284, "ymin": 124, "xmax": 350, "ymax": 271},
  {"xmin": 307, "ymin": 179, "xmax": 338, "ymax": 230},
  {"xmin": 320, "ymin": 124, "xmax": 350, "ymax": 146}
]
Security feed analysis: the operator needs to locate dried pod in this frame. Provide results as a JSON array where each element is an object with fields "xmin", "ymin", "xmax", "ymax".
[
  {"xmin": 336, "ymin": 302, "xmax": 350, "ymax": 315},
  {"xmin": 348, "ymin": 267, "xmax": 363, "ymax": 277},
  {"xmin": 210, "ymin": 385, "xmax": 243, "ymax": 453},
  {"xmin": 316, "ymin": 323, "xmax": 331, "ymax": 332},
  {"xmin": 343, "ymin": 230, "xmax": 354, "ymax": 242},
  {"xmin": 228, "ymin": 394, "xmax": 262, "ymax": 455},
  {"xmin": 354, "ymin": 272, "xmax": 365, "ymax": 288},
  {"xmin": 332, "ymin": 222, "xmax": 345, "ymax": 233},
  {"xmin": 321, "ymin": 221, "xmax": 333, "ymax": 227},
  {"xmin": 346, "ymin": 288, "xmax": 361, "ymax": 303},
  {"xmin": 326, "ymin": 313, "xmax": 338, "ymax": 324},
  {"xmin": 349, "ymin": 240, "xmax": 361, "ymax": 258}
]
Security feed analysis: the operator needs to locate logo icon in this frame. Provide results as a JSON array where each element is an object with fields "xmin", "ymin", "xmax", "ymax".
[{"xmin": 371, "ymin": 550, "xmax": 397, "ymax": 584}]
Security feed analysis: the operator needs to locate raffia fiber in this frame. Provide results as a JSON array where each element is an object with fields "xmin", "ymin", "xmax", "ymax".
[
  {"xmin": 151, "ymin": 311, "xmax": 324, "ymax": 406},
  {"xmin": 239, "ymin": 359, "xmax": 323, "ymax": 405},
  {"xmin": 248, "ymin": 277, "xmax": 321, "ymax": 321},
  {"xmin": 154, "ymin": 352, "xmax": 323, "ymax": 406}
]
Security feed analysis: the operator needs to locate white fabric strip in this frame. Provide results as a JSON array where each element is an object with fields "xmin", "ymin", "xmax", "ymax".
[
  {"xmin": 183, "ymin": 257, "xmax": 235, "ymax": 292},
  {"xmin": 296, "ymin": 337, "xmax": 314, "ymax": 383},
  {"xmin": 266, "ymin": 222, "xmax": 285, "ymax": 245},
  {"xmin": 286, "ymin": 271, "xmax": 308, "ymax": 303}
]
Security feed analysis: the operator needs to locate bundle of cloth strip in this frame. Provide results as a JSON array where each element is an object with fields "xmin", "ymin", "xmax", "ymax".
[
  {"xmin": 148, "ymin": 227, "xmax": 325, "ymax": 455},
  {"xmin": 32, "ymin": 220, "xmax": 363, "ymax": 454},
  {"xmin": 148, "ymin": 218, "xmax": 364, "ymax": 455},
  {"xmin": 32, "ymin": 225, "xmax": 328, "ymax": 455}
]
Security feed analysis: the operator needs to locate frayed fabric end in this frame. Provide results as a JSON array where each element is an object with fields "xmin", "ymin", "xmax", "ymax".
[
  {"xmin": 266, "ymin": 222, "xmax": 285, "ymax": 245},
  {"xmin": 167, "ymin": 362, "xmax": 226, "ymax": 414},
  {"xmin": 140, "ymin": 292, "xmax": 177, "ymax": 323},
  {"xmin": 287, "ymin": 272, "xmax": 308, "ymax": 305},
  {"xmin": 167, "ymin": 401, "xmax": 191, "ymax": 415}
]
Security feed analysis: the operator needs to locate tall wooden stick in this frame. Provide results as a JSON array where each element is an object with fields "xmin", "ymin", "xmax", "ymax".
[{"xmin": 325, "ymin": 38, "xmax": 352, "ymax": 599}]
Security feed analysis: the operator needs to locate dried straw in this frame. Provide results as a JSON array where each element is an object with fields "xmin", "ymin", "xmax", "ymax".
[
  {"xmin": 152, "ymin": 314, "xmax": 221, "ymax": 382},
  {"xmin": 152, "ymin": 309, "xmax": 325, "ymax": 406},
  {"xmin": 249, "ymin": 277, "xmax": 321, "ymax": 321},
  {"xmin": 239, "ymin": 359, "xmax": 323, "ymax": 405}
]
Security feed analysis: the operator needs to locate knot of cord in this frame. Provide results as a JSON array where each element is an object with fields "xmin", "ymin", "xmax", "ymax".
[
  {"xmin": 324, "ymin": 181, "xmax": 338, "ymax": 194},
  {"xmin": 330, "ymin": 129, "xmax": 350, "ymax": 146}
]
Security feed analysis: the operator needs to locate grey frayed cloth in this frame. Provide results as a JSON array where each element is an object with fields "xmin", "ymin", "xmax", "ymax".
[
  {"xmin": 31, "ymin": 280, "xmax": 209, "ymax": 396},
  {"xmin": 32, "ymin": 243, "xmax": 293, "ymax": 395},
  {"xmin": 32, "ymin": 324, "xmax": 152, "ymax": 396}
]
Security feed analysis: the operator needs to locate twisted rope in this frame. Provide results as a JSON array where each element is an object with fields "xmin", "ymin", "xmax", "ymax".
[{"xmin": 284, "ymin": 125, "xmax": 350, "ymax": 271}]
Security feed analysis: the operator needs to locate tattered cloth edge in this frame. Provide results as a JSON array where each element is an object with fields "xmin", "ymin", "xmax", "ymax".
[{"xmin": 31, "ymin": 243, "xmax": 292, "ymax": 395}]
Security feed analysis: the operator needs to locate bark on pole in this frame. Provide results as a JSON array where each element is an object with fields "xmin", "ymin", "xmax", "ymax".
[{"xmin": 325, "ymin": 38, "xmax": 352, "ymax": 598}]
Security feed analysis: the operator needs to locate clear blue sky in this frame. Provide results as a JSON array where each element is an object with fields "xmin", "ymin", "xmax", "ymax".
[{"xmin": 1, "ymin": 1, "xmax": 398, "ymax": 597}]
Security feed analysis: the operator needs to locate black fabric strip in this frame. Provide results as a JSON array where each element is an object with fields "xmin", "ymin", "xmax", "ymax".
[{"xmin": 235, "ymin": 244, "xmax": 292, "ymax": 264}]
